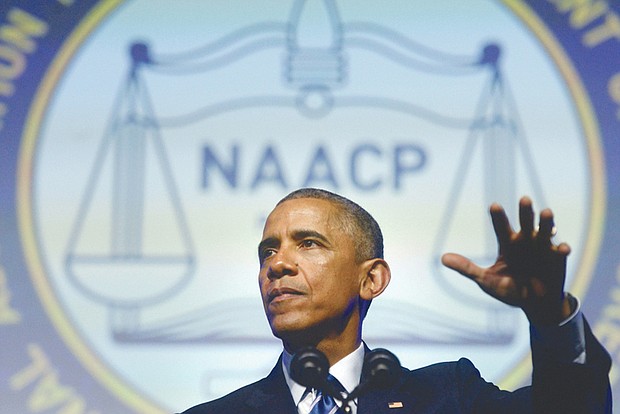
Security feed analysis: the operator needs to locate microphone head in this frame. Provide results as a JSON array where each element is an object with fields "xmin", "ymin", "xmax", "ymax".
[
  {"xmin": 362, "ymin": 348, "xmax": 401, "ymax": 389},
  {"xmin": 290, "ymin": 346, "xmax": 330, "ymax": 388}
]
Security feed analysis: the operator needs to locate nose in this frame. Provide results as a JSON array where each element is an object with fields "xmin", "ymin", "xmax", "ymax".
[{"xmin": 267, "ymin": 249, "xmax": 298, "ymax": 279}]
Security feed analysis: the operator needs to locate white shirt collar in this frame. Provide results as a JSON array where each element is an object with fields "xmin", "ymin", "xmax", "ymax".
[{"xmin": 282, "ymin": 342, "xmax": 365, "ymax": 406}]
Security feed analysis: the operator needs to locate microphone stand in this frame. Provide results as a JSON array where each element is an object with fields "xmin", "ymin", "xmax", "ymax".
[
  {"xmin": 340, "ymin": 397, "xmax": 354, "ymax": 413},
  {"xmin": 291, "ymin": 347, "xmax": 401, "ymax": 413}
]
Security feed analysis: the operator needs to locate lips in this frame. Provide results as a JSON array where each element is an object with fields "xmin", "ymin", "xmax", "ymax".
[{"xmin": 268, "ymin": 286, "xmax": 304, "ymax": 303}]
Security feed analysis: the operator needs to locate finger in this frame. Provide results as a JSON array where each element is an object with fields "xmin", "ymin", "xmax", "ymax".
[
  {"xmin": 441, "ymin": 253, "xmax": 484, "ymax": 282},
  {"xmin": 537, "ymin": 208, "xmax": 555, "ymax": 242},
  {"xmin": 556, "ymin": 242, "xmax": 571, "ymax": 256},
  {"xmin": 518, "ymin": 196, "xmax": 534, "ymax": 238},
  {"xmin": 490, "ymin": 203, "xmax": 512, "ymax": 246}
]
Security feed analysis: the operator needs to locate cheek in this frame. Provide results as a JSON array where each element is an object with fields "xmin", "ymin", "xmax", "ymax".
[
  {"xmin": 258, "ymin": 273, "xmax": 268, "ymax": 296},
  {"xmin": 314, "ymin": 264, "xmax": 359, "ymax": 298}
]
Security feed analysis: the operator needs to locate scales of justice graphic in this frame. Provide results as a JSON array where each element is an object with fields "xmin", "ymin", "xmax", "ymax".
[{"xmin": 64, "ymin": 0, "xmax": 547, "ymax": 346}]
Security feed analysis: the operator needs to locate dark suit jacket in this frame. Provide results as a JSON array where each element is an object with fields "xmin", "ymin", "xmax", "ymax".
[{"xmin": 180, "ymin": 319, "xmax": 611, "ymax": 413}]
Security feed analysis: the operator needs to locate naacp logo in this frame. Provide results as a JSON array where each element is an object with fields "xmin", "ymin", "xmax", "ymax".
[{"xmin": 2, "ymin": 1, "xmax": 619, "ymax": 413}]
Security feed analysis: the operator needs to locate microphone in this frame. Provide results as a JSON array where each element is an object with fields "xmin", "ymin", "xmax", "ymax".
[
  {"xmin": 290, "ymin": 346, "xmax": 345, "ymax": 402},
  {"xmin": 342, "ymin": 348, "xmax": 401, "ymax": 407},
  {"xmin": 290, "ymin": 346, "xmax": 401, "ymax": 412}
]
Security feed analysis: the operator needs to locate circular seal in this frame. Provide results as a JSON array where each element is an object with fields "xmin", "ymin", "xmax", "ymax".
[{"xmin": 1, "ymin": 1, "xmax": 619, "ymax": 412}]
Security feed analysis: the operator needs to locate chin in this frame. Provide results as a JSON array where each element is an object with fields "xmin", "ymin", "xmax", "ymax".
[
  {"xmin": 270, "ymin": 321, "xmax": 304, "ymax": 337},
  {"xmin": 270, "ymin": 322, "xmax": 331, "ymax": 351},
  {"xmin": 270, "ymin": 319, "xmax": 311, "ymax": 341}
]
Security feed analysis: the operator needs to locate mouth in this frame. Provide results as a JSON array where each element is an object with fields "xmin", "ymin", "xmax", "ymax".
[{"xmin": 268, "ymin": 287, "xmax": 304, "ymax": 304}]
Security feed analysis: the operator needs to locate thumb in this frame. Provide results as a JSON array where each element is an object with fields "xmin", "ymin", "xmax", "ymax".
[{"xmin": 441, "ymin": 253, "xmax": 482, "ymax": 282}]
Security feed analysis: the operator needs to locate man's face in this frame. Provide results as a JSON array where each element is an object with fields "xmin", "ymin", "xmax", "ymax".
[{"xmin": 258, "ymin": 198, "xmax": 365, "ymax": 345}]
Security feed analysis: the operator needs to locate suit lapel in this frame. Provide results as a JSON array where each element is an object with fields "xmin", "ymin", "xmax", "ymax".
[
  {"xmin": 358, "ymin": 386, "xmax": 407, "ymax": 414},
  {"xmin": 357, "ymin": 346, "xmax": 409, "ymax": 414},
  {"xmin": 360, "ymin": 390, "xmax": 428, "ymax": 414},
  {"xmin": 357, "ymin": 347, "xmax": 421, "ymax": 414},
  {"xmin": 245, "ymin": 356, "xmax": 298, "ymax": 414}
]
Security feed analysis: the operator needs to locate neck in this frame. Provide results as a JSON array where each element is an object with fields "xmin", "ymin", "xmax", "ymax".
[
  {"xmin": 283, "ymin": 330, "xmax": 362, "ymax": 367},
  {"xmin": 317, "ymin": 338, "xmax": 362, "ymax": 366},
  {"xmin": 280, "ymin": 306, "xmax": 364, "ymax": 366}
]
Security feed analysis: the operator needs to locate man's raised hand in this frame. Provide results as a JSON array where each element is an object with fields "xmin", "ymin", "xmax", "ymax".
[{"xmin": 441, "ymin": 196, "xmax": 572, "ymax": 326}]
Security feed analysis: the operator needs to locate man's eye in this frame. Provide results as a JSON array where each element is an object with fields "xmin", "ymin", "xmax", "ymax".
[
  {"xmin": 301, "ymin": 240, "xmax": 318, "ymax": 248},
  {"xmin": 260, "ymin": 249, "xmax": 275, "ymax": 262}
]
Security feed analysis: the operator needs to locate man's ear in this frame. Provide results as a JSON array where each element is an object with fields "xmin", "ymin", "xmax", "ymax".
[{"xmin": 359, "ymin": 258, "xmax": 391, "ymax": 301}]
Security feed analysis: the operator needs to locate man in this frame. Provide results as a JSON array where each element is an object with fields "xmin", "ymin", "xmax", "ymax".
[{"xmin": 181, "ymin": 188, "xmax": 611, "ymax": 413}]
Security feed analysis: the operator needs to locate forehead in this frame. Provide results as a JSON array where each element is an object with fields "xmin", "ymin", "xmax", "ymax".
[{"xmin": 262, "ymin": 198, "xmax": 343, "ymax": 236}]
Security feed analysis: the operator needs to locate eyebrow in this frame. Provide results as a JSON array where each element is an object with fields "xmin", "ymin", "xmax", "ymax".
[
  {"xmin": 291, "ymin": 230, "xmax": 330, "ymax": 245},
  {"xmin": 258, "ymin": 237, "xmax": 279, "ymax": 257},
  {"xmin": 257, "ymin": 229, "xmax": 331, "ymax": 255}
]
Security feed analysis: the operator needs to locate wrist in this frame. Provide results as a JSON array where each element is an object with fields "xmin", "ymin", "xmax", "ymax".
[{"xmin": 524, "ymin": 292, "xmax": 574, "ymax": 326}]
